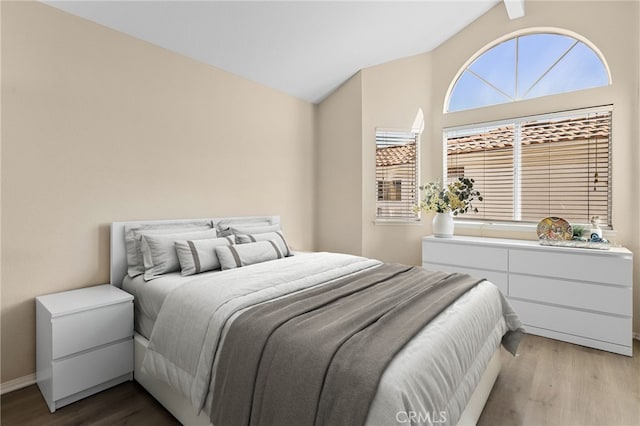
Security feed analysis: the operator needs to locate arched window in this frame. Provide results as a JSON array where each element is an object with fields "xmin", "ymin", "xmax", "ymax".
[
  {"xmin": 443, "ymin": 31, "xmax": 613, "ymax": 227},
  {"xmin": 447, "ymin": 32, "xmax": 610, "ymax": 112}
]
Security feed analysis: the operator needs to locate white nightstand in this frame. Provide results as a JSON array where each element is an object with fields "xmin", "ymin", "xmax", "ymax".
[{"xmin": 36, "ymin": 284, "xmax": 134, "ymax": 412}]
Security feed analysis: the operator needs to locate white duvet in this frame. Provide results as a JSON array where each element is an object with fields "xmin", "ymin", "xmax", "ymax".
[{"xmin": 141, "ymin": 252, "xmax": 521, "ymax": 426}]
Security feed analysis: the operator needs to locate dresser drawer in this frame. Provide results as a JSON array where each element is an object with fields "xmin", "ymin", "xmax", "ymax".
[
  {"xmin": 423, "ymin": 241, "xmax": 508, "ymax": 271},
  {"xmin": 509, "ymin": 299, "xmax": 631, "ymax": 347},
  {"xmin": 423, "ymin": 262, "xmax": 508, "ymax": 295},
  {"xmin": 52, "ymin": 302, "xmax": 133, "ymax": 359},
  {"xmin": 510, "ymin": 274, "xmax": 631, "ymax": 316},
  {"xmin": 509, "ymin": 249, "xmax": 631, "ymax": 286},
  {"xmin": 52, "ymin": 339, "xmax": 133, "ymax": 400}
]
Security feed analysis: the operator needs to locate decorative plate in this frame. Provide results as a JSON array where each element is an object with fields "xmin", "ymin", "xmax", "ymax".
[{"xmin": 537, "ymin": 217, "xmax": 573, "ymax": 241}]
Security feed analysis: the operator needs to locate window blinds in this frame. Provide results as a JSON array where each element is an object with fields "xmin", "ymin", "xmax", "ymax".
[
  {"xmin": 375, "ymin": 130, "xmax": 419, "ymax": 220},
  {"xmin": 445, "ymin": 124, "xmax": 516, "ymax": 221},
  {"xmin": 444, "ymin": 107, "xmax": 612, "ymax": 226}
]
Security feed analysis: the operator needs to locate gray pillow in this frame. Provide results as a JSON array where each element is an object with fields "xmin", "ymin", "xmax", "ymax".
[
  {"xmin": 175, "ymin": 236, "xmax": 235, "ymax": 276},
  {"xmin": 235, "ymin": 231, "xmax": 291, "ymax": 257},
  {"xmin": 124, "ymin": 221, "xmax": 212, "ymax": 277},
  {"xmin": 216, "ymin": 219, "xmax": 276, "ymax": 237},
  {"xmin": 141, "ymin": 229, "xmax": 218, "ymax": 280},
  {"xmin": 229, "ymin": 224, "xmax": 281, "ymax": 236},
  {"xmin": 215, "ymin": 240, "xmax": 284, "ymax": 270}
]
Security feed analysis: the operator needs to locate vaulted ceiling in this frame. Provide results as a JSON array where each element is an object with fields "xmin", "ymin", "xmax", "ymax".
[{"xmin": 44, "ymin": 1, "xmax": 520, "ymax": 104}]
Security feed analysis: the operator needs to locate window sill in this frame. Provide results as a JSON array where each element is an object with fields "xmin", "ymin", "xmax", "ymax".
[
  {"xmin": 455, "ymin": 220, "xmax": 617, "ymax": 239},
  {"xmin": 455, "ymin": 220, "xmax": 534, "ymax": 232},
  {"xmin": 374, "ymin": 218, "xmax": 423, "ymax": 226}
]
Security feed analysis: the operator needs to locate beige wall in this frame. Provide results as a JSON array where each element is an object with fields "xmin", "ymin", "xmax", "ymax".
[
  {"xmin": 637, "ymin": 0, "xmax": 640, "ymax": 338},
  {"xmin": 360, "ymin": 54, "xmax": 432, "ymax": 265},
  {"xmin": 1, "ymin": 2, "xmax": 316, "ymax": 382},
  {"xmin": 317, "ymin": 1, "xmax": 640, "ymax": 333},
  {"xmin": 0, "ymin": 0, "xmax": 3, "ymax": 387},
  {"xmin": 636, "ymin": 0, "xmax": 640, "ymax": 339},
  {"xmin": 316, "ymin": 73, "xmax": 363, "ymax": 255}
]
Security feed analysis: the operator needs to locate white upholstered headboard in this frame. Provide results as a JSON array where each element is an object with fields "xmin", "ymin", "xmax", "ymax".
[{"xmin": 110, "ymin": 215, "xmax": 281, "ymax": 287}]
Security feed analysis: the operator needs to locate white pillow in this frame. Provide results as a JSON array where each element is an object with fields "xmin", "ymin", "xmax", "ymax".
[
  {"xmin": 215, "ymin": 240, "xmax": 284, "ymax": 270},
  {"xmin": 175, "ymin": 236, "xmax": 235, "ymax": 276},
  {"xmin": 235, "ymin": 231, "xmax": 291, "ymax": 257},
  {"xmin": 124, "ymin": 221, "xmax": 212, "ymax": 277},
  {"xmin": 141, "ymin": 229, "xmax": 218, "ymax": 280}
]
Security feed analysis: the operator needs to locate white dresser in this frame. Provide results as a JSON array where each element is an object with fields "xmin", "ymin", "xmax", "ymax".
[
  {"xmin": 36, "ymin": 284, "xmax": 134, "ymax": 412},
  {"xmin": 422, "ymin": 236, "xmax": 633, "ymax": 356}
]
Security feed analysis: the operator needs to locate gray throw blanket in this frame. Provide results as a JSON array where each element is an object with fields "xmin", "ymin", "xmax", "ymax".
[{"xmin": 210, "ymin": 264, "xmax": 489, "ymax": 426}]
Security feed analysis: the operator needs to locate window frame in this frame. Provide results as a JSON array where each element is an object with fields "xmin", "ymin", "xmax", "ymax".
[
  {"xmin": 443, "ymin": 105, "xmax": 613, "ymax": 229},
  {"xmin": 443, "ymin": 28, "xmax": 612, "ymax": 114}
]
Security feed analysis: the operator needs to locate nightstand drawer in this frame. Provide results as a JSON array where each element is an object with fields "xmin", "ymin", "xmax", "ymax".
[
  {"xmin": 510, "ymin": 274, "xmax": 631, "ymax": 316},
  {"xmin": 52, "ymin": 339, "xmax": 133, "ymax": 400},
  {"xmin": 52, "ymin": 302, "xmax": 133, "ymax": 359}
]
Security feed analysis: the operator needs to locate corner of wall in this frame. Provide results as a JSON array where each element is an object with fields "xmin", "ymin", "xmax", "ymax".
[{"xmin": 315, "ymin": 72, "xmax": 364, "ymax": 255}]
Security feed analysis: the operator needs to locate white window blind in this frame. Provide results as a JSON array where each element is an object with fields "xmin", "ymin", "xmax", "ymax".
[
  {"xmin": 444, "ymin": 107, "xmax": 612, "ymax": 226},
  {"xmin": 376, "ymin": 130, "xmax": 419, "ymax": 221}
]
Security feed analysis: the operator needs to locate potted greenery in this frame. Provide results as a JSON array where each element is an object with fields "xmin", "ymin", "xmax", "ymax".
[{"xmin": 415, "ymin": 177, "xmax": 482, "ymax": 237}]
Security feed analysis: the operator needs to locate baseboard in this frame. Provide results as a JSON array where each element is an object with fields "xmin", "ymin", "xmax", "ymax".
[
  {"xmin": 634, "ymin": 332, "xmax": 640, "ymax": 341},
  {"xmin": 0, "ymin": 373, "xmax": 36, "ymax": 395}
]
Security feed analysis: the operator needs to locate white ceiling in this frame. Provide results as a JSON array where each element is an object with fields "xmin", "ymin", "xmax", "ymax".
[{"xmin": 45, "ymin": 1, "xmax": 502, "ymax": 104}]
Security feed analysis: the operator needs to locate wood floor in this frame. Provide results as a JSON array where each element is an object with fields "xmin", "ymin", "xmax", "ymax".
[
  {"xmin": 2, "ymin": 335, "xmax": 638, "ymax": 426},
  {"xmin": 478, "ymin": 335, "xmax": 640, "ymax": 426},
  {"xmin": 0, "ymin": 380, "xmax": 179, "ymax": 426}
]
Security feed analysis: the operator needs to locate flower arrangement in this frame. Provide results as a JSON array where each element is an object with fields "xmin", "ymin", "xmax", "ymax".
[{"xmin": 415, "ymin": 177, "xmax": 482, "ymax": 216}]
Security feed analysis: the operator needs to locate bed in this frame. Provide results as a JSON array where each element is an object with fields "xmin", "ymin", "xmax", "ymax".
[{"xmin": 110, "ymin": 216, "xmax": 522, "ymax": 426}]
